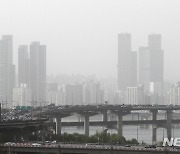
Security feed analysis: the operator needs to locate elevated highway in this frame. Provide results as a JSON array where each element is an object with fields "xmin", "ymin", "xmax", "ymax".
[
  {"xmin": 37, "ymin": 104, "xmax": 180, "ymax": 144},
  {"xmin": 2, "ymin": 104, "xmax": 180, "ymax": 144},
  {"xmin": 59, "ymin": 119, "xmax": 180, "ymax": 127},
  {"xmin": 0, "ymin": 119, "xmax": 48, "ymax": 129}
]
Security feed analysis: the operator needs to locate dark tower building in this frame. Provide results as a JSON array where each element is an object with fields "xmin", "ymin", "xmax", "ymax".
[
  {"xmin": 148, "ymin": 34, "xmax": 164, "ymax": 82},
  {"xmin": 118, "ymin": 33, "xmax": 137, "ymax": 91},
  {"xmin": 18, "ymin": 45, "xmax": 29, "ymax": 86}
]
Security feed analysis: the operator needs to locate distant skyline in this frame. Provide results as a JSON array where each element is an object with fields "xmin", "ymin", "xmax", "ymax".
[{"xmin": 0, "ymin": 0, "xmax": 180, "ymax": 81}]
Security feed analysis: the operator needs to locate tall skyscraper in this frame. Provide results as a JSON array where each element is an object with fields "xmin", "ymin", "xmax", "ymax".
[
  {"xmin": 139, "ymin": 47, "xmax": 150, "ymax": 90},
  {"xmin": 118, "ymin": 33, "xmax": 137, "ymax": 91},
  {"xmin": 18, "ymin": 45, "xmax": 29, "ymax": 86},
  {"xmin": 30, "ymin": 42, "xmax": 46, "ymax": 106},
  {"xmin": 131, "ymin": 51, "xmax": 137, "ymax": 85},
  {"xmin": 148, "ymin": 34, "xmax": 163, "ymax": 82},
  {"xmin": 148, "ymin": 34, "xmax": 161, "ymax": 51},
  {"xmin": 0, "ymin": 35, "xmax": 15, "ymax": 108},
  {"xmin": 139, "ymin": 34, "xmax": 164, "ymax": 92}
]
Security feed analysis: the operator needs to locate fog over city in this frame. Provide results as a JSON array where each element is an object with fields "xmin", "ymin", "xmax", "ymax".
[
  {"xmin": 2, "ymin": 1, "xmax": 180, "ymax": 150},
  {"xmin": 0, "ymin": 0, "xmax": 180, "ymax": 81}
]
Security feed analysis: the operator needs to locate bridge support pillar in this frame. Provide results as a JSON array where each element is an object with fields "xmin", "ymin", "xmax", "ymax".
[
  {"xmin": 84, "ymin": 115, "xmax": 89, "ymax": 136},
  {"xmin": 152, "ymin": 126, "xmax": 157, "ymax": 144},
  {"xmin": 55, "ymin": 117, "xmax": 61, "ymax": 135},
  {"xmin": 151, "ymin": 110, "xmax": 157, "ymax": 144},
  {"xmin": 78, "ymin": 111, "xmax": 97, "ymax": 136},
  {"xmin": 102, "ymin": 110, "xmax": 108, "ymax": 122},
  {"xmin": 117, "ymin": 114, "xmax": 123, "ymax": 137},
  {"xmin": 166, "ymin": 110, "xmax": 172, "ymax": 139}
]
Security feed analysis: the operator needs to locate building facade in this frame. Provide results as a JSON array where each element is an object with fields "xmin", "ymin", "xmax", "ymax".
[
  {"xmin": 65, "ymin": 84, "xmax": 83, "ymax": 105},
  {"xmin": 148, "ymin": 34, "xmax": 164, "ymax": 82},
  {"xmin": 18, "ymin": 45, "xmax": 29, "ymax": 86},
  {"xmin": 139, "ymin": 47, "xmax": 150, "ymax": 91},
  {"xmin": 168, "ymin": 82, "xmax": 180, "ymax": 105},
  {"xmin": 30, "ymin": 42, "xmax": 46, "ymax": 106},
  {"xmin": 83, "ymin": 81, "xmax": 104, "ymax": 105},
  {"xmin": 118, "ymin": 33, "xmax": 137, "ymax": 91},
  {"xmin": 0, "ymin": 35, "xmax": 15, "ymax": 108},
  {"xmin": 126, "ymin": 85, "xmax": 144, "ymax": 105},
  {"xmin": 13, "ymin": 84, "xmax": 31, "ymax": 107}
]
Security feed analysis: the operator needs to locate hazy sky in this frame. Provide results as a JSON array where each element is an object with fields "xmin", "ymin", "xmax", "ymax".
[{"xmin": 0, "ymin": 0, "xmax": 180, "ymax": 81}]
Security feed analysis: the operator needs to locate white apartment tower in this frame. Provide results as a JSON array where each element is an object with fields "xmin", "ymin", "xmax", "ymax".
[
  {"xmin": 0, "ymin": 35, "xmax": 15, "ymax": 108},
  {"xmin": 30, "ymin": 42, "xmax": 46, "ymax": 106},
  {"xmin": 168, "ymin": 82, "xmax": 180, "ymax": 105},
  {"xmin": 126, "ymin": 85, "xmax": 144, "ymax": 105}
]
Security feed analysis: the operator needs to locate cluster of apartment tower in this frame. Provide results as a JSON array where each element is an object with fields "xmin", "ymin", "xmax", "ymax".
[
  {"xmin": 0, "ymin": 34, "xmax": 179, "ymax": 108},
  {"xmin": 117, "ymin": 33, "xmax": 179, "ymax": 105},
  {"xmin": 46, "ymin": 81, "xmax": 105, "ymax": 106},
  {"xmin": 16, "ymin": 42, "xmax": 46, "ymax": 107},
  {"xmin": 117, "ymin": 33, "xmax": 164, "ymax": 105},
  {"xmin": 0, "ymin": 35, "xmax": 46, "ymax": 108},
  {"xmin": 0, "ymin": 35, "xmax": 105, "ymax": 108}
]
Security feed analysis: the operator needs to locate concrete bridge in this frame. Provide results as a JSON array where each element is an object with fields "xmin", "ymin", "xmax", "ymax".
[
  {"xmin": 0, "ymin": 119, "xmax": 48, "ymax": 141},
  {"xmin": 58, "ymin": 119, "xmax": 180, "ymax": 127},
  {"xmin": 2, "ymin": 105, "xmax": 180, "ymax": 144},
  {"xmin": 36, "ymin": 105, "xmax": 180, "ymax": 144},
  {"xmin": 0, "ymin": 119, "xmax": 48, "ymax": 129}
]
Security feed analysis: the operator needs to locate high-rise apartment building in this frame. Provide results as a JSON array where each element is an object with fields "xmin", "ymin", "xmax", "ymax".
[
  {"xmin": 168, "ymin": 82, "xmax": 180, "ymax": 105},
  {"xmin": 139, "ymin": 34, "xmax": 164, "ymax": 92},
  {"xmin": 30, "ymin": 42, "xmax": 46, "ymax": 106},
  {"xmin": 18, "ymin": 45, "xmax": 29, "ymax": 86},
  {"xmin": 83, "ymin": 81, "xmax": 104, "ymax": 105},
  {"xmin": 126, "ymin": 85, "xmax": 144, "ymax": 105},
  {"xmin": 115, "ymin": 91, "xmax": 125, "ymax": 104},
  {"xmin": 13, "ymin": 84, "xmax": 31, "ymax": 106},
  {"xmin": 148, "ymin": 34, "xmax": 164, "ymax": 82},
  {"xmin": 47, "ymin": 82, "xmax": 64, "ymax": 105},
  {"xmin": 148, "ymin": 34, "xmax": 161, "ymax": 51},
  {"xmin": 139, "ymin": 47, "xmax": 150, "ymax": 90},
  {"xmin": 149, "ymin": 82, "xmax": 163, "ymax": 105},
  {"xmin": 118, "ymin": 33, "xmax": 137, "ymax": 91},
  {"xmin": 0, "ymin": 35, "xmax": 15, "ymax": 108},
  {"xmin": 65, "ymin": 84, "xmax": 83, "ymax": 105}
]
